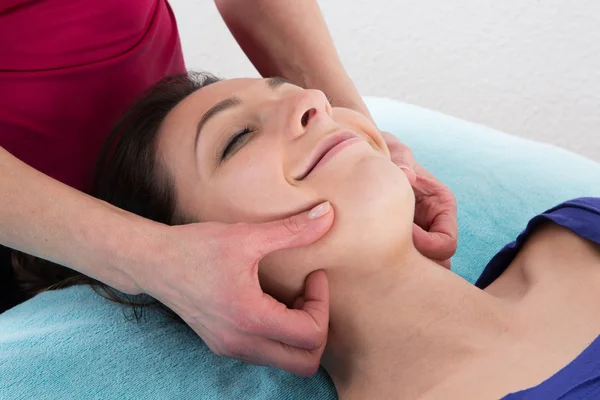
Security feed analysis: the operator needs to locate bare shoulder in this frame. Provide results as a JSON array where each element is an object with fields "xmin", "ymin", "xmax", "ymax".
[
  {"xmin": 514, "ymin": 221, "xmax": 600, "ymax": 309},
  {"xmin": 487, "ymin": 221, "xmax": 600, "ymax": 299},
  {"xmin": 523, "ymin": 221, "xmax": 600, "ymax": 273}
]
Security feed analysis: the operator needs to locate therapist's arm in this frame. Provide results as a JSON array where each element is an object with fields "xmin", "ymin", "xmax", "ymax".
[
  {"xmin": 0, "ymin": 146, "xmax": 146, "ymax": 291},
  {"xmin": 214, "ymin": 0, "xmax": 371, "ymax": 119}
]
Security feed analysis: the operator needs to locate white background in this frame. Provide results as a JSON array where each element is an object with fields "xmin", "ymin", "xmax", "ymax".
[{"xmin": 169, "ymin": 0, "xmax": 600, "ymax": 162}]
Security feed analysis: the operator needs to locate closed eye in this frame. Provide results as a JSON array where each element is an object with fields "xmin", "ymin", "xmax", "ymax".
[{"xmin": 221, "ymin": 126, "xmax": 255, "ymax": 161}]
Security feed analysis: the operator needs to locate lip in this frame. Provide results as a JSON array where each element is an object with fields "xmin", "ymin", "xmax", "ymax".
[{"xmin": 296, "ymin": 130, "xmax": 360, "ymax": 180}]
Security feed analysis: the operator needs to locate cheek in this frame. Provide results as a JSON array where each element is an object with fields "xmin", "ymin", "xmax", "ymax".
[{"xmin": 196, "ymin": 146, "xmax": 316, "ymax": 224}]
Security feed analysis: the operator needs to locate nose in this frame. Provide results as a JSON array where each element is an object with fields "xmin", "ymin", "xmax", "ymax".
[{"xmin": 281, "ymin": 89, "xmax": 332, "ymax": 139}]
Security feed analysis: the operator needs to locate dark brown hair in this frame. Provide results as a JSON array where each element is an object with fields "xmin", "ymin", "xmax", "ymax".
[{"xmin": 11, "ymin": 71, "xmax": 221, "ymax": 317}]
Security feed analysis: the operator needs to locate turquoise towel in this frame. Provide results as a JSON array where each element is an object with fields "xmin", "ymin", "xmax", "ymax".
[{"xmin": 2, "ymin": 97, "xmax": 600, "ymax": 399}]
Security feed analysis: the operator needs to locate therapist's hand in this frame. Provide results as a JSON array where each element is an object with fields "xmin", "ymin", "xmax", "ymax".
[
  {"xmin": 138, "ymin": 202, "xmax": 334, "ymax": 376},
  {"xmin": 381, "ymin": 131, "xmax": 458, "ymax": 268}
]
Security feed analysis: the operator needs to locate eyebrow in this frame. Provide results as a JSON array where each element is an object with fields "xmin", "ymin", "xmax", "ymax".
[
  {"xmin": 195, "ymin": 96, "xmax": 242, "ymax": 148},
  {"xmin": 194, "ymin": 77, "xmax": 292, "ymax": 149},
  {"xmin": 266, "ymin": 76, "xmax": 292, "ymax": 89}
]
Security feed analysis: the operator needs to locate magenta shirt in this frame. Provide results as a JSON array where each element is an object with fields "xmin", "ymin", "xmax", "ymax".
[{"xmin": 0, "ymin": 0, "xmax": 186, "ymax": 192}]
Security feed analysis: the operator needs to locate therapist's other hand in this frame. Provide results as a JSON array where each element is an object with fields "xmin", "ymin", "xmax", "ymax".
[
  {"xmin": 139, "ymin": 202, "xmax": 334, "ymax": 376},
  {"xmin": 381, "ymin": 131, "xmax": 458, "ymax": 269}
]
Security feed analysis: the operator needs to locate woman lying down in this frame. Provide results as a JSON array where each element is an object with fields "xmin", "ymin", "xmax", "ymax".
[{"xmin": 12, "ymin": 73, "xmax": 600, "ymax": 399}]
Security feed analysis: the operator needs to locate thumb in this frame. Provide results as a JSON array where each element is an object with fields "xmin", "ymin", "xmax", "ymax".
[{"xmin": 247, "ymin": 201, "xmax": 334, "ymax": 257}]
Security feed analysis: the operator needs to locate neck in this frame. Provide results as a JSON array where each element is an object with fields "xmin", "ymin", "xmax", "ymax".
[{"xmin": 322, "ymin": 247, "xmax": 515, "ymax": 399}]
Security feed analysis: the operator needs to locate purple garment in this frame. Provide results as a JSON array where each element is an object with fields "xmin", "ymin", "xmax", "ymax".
[{"xmin": 475, "ymin": 197, "xmax": 600, "ymax": 399}]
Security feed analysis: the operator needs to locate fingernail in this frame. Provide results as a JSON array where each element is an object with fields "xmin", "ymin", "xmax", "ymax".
[
  {"xmin": 308, "ymin": 201, "xmax": 331, "ymax": 219},
  {"xmin": 399, "ymin": 165, "xmax": 413, "ymax": 173}
]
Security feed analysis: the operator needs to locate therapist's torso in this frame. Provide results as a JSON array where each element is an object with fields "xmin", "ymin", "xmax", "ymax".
[{"xmin": 0, "ymin": 0, "xmax": 186, "ymax": 192}]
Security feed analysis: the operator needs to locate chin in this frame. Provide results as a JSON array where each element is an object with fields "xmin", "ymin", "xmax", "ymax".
[{"xmin": 328, "ymin": 156, "xmax": 413, "ymax": 248}]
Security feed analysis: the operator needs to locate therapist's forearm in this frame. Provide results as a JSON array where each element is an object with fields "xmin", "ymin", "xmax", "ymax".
[
  {"xmin": 0, "ymin": 146, "xmax": 155, "ymax": 293},
  {"xmin": 215, "ymin": 0, "xmax": 372, "ymax": 120}
]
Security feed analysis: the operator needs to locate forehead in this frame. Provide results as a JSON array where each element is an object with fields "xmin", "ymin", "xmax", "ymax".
[
  {"xmin": 156, "ymin": 78, "xmax": 261, "ymax": 157},
  {"xmin": 163, "ymin": 77, "xmax": 261, "ymax": 131}
]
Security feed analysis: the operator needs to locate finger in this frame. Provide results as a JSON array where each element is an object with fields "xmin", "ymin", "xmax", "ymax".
[
  {"xmin": 412, "ymin": 212, "xmax": 458, "ymax": 261},
  {"xmin": 437, "ymin": 259, "xmax": 452, "ymax": 270},
  {"xmin": 293, "ymin": 296, "xmax": 305, "ymax": 310},
  {"xmin": 255, "ymin": 270, "xmax": 330, "ymax": 350},
  {"xmin": 428, "ymin": 205, "xmax": 458, "ymax": 254},
  {"xmin": 389, "ymin": 142, "xmax": 416, "ymax": 169},
  {"xmin": 234, "ymin": 336, "xmax": 325, "ymax": 376},
  {"xmin": 247, "ymin": 202, "xmax": 334, "ymax": 258},
  {"xmin": 379, "ymin": 130, "xmax": 402, "ymax": 147},
  {"xmin": 380, "ymin": 132, "xmax": 418, "ymax": 186},
  {"xmin": 412, "ymin": 172, "xmax": 439, "ymax": 197},
  {"xmin": 399, "ymin": 165, "xmax": 417, "ymax": 186},
  {"xmin": 381, "ymin": 131, "xmax": 414, "ymax": 161}
]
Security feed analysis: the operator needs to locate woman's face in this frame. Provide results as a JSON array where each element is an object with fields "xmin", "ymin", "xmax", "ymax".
[{"xmin": 156, "ymin": 78, "xmax": 415, "ymax": 302}]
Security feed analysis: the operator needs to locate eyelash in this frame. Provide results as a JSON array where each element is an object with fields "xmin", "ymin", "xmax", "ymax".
[{"xmin": 221, "ymin": 126, "xmax": 255, "ymax": 160}]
